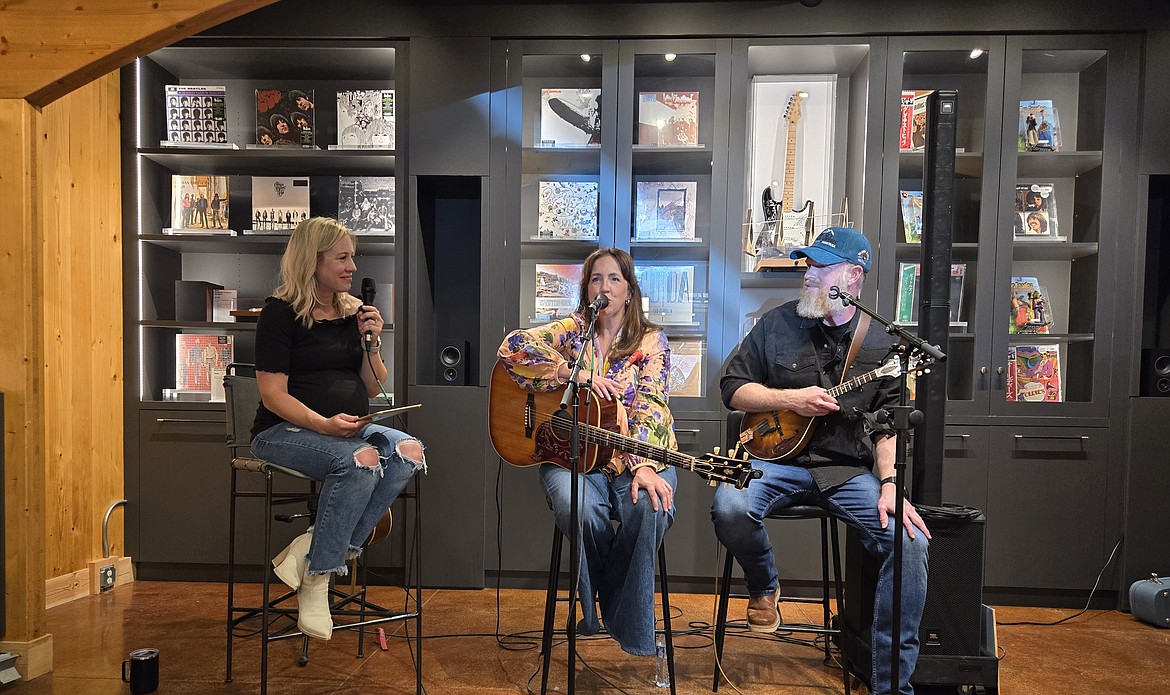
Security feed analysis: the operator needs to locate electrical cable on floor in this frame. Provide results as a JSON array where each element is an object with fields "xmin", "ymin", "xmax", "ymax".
[{"xmin": 998, "ymin": 535, "xmax": 1124, "ymax": 627}]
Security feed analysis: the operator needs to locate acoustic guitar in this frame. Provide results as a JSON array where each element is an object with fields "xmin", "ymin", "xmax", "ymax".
[
  {"xmin": 737, "ymin": 356, "xmax": 924, "ymax": 461},
  {"xmin": 489, "ymin": 362, "xmax": 761, "ymax": 489}
]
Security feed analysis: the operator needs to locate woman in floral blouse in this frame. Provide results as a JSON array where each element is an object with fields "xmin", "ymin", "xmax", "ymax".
[{"xmin": 497, "ymin": 247, "xmax": 677, "ymax": 657}]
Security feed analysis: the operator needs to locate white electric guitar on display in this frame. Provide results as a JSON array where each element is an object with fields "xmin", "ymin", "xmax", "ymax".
[{"xmin": 760, "ymin": 91, "xmax": 815, "ymax": 252}]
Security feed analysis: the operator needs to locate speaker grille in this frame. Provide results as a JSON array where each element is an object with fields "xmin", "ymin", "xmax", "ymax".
[{"xmin": 843, "ymin": 512, "xmax": 985, "ymax": 659}]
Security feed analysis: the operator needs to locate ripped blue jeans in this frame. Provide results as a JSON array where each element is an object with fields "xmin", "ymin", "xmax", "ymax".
[{"xmin": 251, "ymin": 422, "xmax": 424, "ymax": 575}]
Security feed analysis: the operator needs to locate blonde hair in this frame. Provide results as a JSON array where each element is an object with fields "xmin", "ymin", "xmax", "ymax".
[{"xmin": 273, "ymin": 217, "xmax": 357, "ymax": 328}]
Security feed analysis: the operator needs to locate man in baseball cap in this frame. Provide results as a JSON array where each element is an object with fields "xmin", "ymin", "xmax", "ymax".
[
  {"xmin": 715, "ymin": 224, "xmax": 930, "ymax": 695},
  {"xmin": 790, "ymin": 225, "xmax": 872, "ymax": 271}
]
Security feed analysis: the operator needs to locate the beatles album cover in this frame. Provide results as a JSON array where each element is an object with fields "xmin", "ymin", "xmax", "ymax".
[
  {"xmin": 164, "ymin": 85, "xmax": 228, "ymax": 145},
  {"xmin": 336, "ymin": 89, "xmax": 395, "ymax": 149}
]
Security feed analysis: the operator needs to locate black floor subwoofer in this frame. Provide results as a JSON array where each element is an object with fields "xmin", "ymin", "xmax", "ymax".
[{"xmin": 840, "ymin": 507, "xmax": 998, "ymax": 691}]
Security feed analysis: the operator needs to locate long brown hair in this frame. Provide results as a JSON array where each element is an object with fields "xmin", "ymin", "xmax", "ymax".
[{"xmin": 576, "ymin": 248, "xmax": 660, "ymax": 361}]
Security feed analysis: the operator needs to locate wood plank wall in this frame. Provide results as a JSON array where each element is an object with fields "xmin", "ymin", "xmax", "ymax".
[
  {"xmin": 0, "ymin": 70, "xmax": 122, "ymax": 646},
  {"xmin": 0, "ymin": 96, "xmax": 49, "ymax": 645},
  {"xmin": 38, "ymin": 73, "xmax": 125, "ymax": 581}
]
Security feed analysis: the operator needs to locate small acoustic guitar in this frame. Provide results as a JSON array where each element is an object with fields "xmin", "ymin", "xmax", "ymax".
[
  {"xmin": 489, "ymin": 362, "xmax": 760, "ymax": 489},
  {"xmin": 738, "ymin": 356, "xmax": 925, "ymax": 461}
]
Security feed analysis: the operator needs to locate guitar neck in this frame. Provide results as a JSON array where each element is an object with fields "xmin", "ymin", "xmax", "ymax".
[
  {"xmin": 781, "ymin": 120, "xmax": 798, "ymax": 210},
  {"xmin": 826, "ymin": 367, "xmax": 885, "ymax": 398},
  {"xmin": 579, "ymin": 422, "xmax": 695, "ymax": 471}
]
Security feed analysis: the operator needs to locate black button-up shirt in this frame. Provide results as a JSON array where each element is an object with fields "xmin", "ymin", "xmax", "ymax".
[{"xmin": 721, "ymin": 301, "xmax": 901, "ymax": 491}]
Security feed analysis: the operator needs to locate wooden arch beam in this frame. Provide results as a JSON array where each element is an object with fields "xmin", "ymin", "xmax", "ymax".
[{"xmin": 0, "ymin": 0, "xmax": 279, "ymax": 107}]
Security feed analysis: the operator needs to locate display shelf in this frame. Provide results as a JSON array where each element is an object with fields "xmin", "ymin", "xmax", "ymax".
[
  {"xmin": 138, "ymin": 233, "xmax": 395, "ymax": 255},
  {"xmin": 139, "ymin": 147, "xmax": 394, "ymax": 175},
  {"xmin": 899, "ymin": 151, "xmax": 985, "ymax": 179},
  {"xmin": 1015, "ymin": 151, "xmax": 1102, "ymax": 179}
]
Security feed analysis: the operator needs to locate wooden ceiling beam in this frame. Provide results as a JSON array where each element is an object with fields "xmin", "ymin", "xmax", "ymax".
[{"xmin": 0, "ymin": 0, "xmax": 279, "ymax": 107}]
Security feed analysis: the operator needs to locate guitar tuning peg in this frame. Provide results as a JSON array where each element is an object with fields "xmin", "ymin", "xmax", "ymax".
[
  {"xmin": 708, "ymin": 479, "xmax": 718, "ymax": 488},
  {"xmin": 713, "ymin": 446, "xmax": 721, "ymax": 456}
]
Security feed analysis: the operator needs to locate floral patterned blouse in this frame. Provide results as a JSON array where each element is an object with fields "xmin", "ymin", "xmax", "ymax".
[{"xmin": 497, "ymin": 313, "xmax": 676, "ymax": 475}]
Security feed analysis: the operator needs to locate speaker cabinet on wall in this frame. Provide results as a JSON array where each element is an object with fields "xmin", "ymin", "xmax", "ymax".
[
  {"xmin": 1141, "ymin": 348, "xmax": 1170, "ymax": 396},
  {"xmin": 438, "ymin": 340, "xmax": 471, "ymax": 386}
]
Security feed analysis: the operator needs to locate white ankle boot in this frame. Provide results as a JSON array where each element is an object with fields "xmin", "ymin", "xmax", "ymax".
[
  {"xmin": 272, "ymin": 531, "xmax": 312, "ymax": 591},
  {"xmin": 297, "ymin": 568, "xmax": 333, "ymax": 640}
]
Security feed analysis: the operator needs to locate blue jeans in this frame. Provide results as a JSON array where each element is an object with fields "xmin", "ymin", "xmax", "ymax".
[
  {"xmin": 539, "ymin": 463, "xmax": 676, "ymax": 657},
  {"xmin": 251, "ymin": 422, "xmax": 424, "ymax": 575},
  {"xmin": 711, "ymin": 463, "xmax": 928, "ymax": 695}
]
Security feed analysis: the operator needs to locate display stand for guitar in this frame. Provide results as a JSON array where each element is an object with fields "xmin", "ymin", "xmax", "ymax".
[
  {"xmin": 751, "ymin": 257, "xmax": 807, "ymax": 272},
  {"xmin": 553, "ymin": 304, "xmax": 604, "ymax": 695},
  {"xmin": 828, "ymin": 286, "xmax": 945, "ymax": 695}
]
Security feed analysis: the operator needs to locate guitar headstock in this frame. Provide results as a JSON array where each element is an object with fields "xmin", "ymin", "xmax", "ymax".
[
  {"xmin": 876, "ymin": 357, "xmax": 903, "ymax": 380},
  {"xmin": 909, "ymin": 354, "xmax": 934, "ymax": 376},
  {"xmin": 784, "ymin": 91, "xmax": 808, "ymax": 124},
  {"xmin": 693, "ymin": 449, "xmax": 763, "ymax": 490}
]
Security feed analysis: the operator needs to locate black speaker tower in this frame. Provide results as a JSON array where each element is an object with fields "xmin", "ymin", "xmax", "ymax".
[
  {"xmin": 913, "ymin": 90, "xmax": 956, "ymax": 508},
  {"xmin": 839, "ymin": 90, "xmax": 999, "ymax": 693}
]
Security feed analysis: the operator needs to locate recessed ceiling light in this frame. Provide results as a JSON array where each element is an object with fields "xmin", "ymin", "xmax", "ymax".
[
  {"xmin": 580, "ymin": 54, "xmax": 591, "ymax": 62},
  {"xmin": 664, "ymin": 53, "xmax": 677, "ymax": 62},
  {"xmin": 970, "ymin": 48, "xmax": 985, "ymax": 59}
]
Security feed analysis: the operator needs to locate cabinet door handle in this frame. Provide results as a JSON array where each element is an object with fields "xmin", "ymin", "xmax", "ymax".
[
  {"xmin": 980, "ymin": 366, "xmax": 989, "ymax": 374},
  {"xmin": 155, "ymin": 418, "xmax": 224, "ymax": 424},
  {"xmin": 674, "ymin": 428, "xmax": 701, "ymax": 435},
  {"xmin": 944, "ymin": 433, "xmax": 971, "ymax": 439},
  {"xmin": 1013, "ymin": 434, "xmax": 1089, "ymax": 441},
  {"xmin": 996, "ymin": 366, "xmax": 1004, "ymax": 374}
]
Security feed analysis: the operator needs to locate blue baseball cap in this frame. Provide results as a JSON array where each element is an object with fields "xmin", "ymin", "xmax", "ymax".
[{"xmin": 790, "ymin": 226, "xmax": 872, "ymax": 272}]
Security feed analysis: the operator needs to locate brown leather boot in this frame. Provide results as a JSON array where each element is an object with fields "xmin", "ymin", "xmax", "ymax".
[{"xmin": 746, "ymin": 593, "xmax": 781, "ymax": 633}]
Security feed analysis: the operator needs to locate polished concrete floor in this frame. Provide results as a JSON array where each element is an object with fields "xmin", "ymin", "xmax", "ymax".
[{"xmin": 4, "ymin": 580, "xmax": 1168, "ymax": 694}]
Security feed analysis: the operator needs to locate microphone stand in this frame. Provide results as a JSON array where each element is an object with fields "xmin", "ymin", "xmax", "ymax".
[
  {"xmin": 831, "ymin": 287, "xmax": 944, "ymax": 695},
  {"xmin": 556, "ymin": 305, "xmax": 603, "ymax": 694}
]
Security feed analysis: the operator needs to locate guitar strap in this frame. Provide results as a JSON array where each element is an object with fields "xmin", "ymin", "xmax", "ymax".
[{"xmin": 840, "ymin": 312, "xmax": 871, "ymax": 386}]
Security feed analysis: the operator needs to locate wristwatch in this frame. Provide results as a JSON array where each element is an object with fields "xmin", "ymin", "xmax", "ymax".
[{"xmin": 880, "ymin": 476, "xmax": 898, "ymax": 486}]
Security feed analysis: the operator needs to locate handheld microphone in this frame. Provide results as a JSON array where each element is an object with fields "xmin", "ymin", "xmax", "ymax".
[
  {"xmin": 360, "ymin": 277, "xmax": 377, "ymax": 350},
  {"xmin": 587, "ymin": 293, "xmax": 610, "ymax": 315}
]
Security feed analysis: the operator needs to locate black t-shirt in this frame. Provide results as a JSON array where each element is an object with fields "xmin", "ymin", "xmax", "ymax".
[{"xmin": 251, "ymin": 297, "xmax": 369, "ymax": 438}]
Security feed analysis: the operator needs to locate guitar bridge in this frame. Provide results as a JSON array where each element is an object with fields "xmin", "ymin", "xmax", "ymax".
[{"xmin": 524, "ymin": 393, "xmax": 535, "ymax": 439}]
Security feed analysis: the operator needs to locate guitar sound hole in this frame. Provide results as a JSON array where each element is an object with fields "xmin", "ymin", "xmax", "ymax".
[{"xmin": 550, "ymin": 410, "xmax": 573, "ymax": 439}]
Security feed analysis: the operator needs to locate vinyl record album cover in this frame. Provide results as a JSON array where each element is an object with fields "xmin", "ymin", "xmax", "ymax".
[
  {"xmin": 637, "ymin": 91, "xmax": 699, "ymax": 146},
  {"xmin": 634, "ymin": 181, "xmax": 698, "ymax": 240},
  {"xmin": 164, "ymin": 85, "xmax": 228, "ymax": 145},
  {"xmin": 336, "ymin": 90, "xmax": 395, "ymax": 149},
  {"xmin": 169, "ymin": 175, "xmax": 230, "ymax": 232},
  {"xmin": 534, "ymin": 264, "xmax": 583, "ymax": 322},
  {"xmin": 250, "ymin": 177, "xmax": 310, "ymax": 232},
  {"xmin": 255, "ymin": 88, "xmax": 315, "ymax": 147},
  {"xmin": 537, "ymin": 181, "xmax": 599, "ymax": 239},
  {"xmin": 539, "ymin": 88, "xmax": 601, "ymax": 146},
  {"xmin": 339, "ymin": 176, "xmax": 395, "ymax": 235},
  {"xmin": 634, "ymin": 264, "xmax": 695, "ymax": 326}
]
